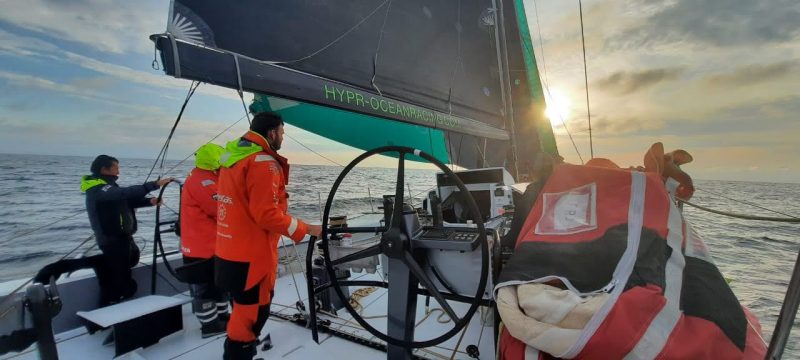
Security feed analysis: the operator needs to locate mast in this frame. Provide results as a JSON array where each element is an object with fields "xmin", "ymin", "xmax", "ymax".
[{"xmin": 493, "ymin": 0, "xmax": 520, "ymax": 180}]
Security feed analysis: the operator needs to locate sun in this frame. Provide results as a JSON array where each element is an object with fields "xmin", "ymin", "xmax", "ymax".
[{"xmin": 544, "ymin": 89, "xmax": 571, "ymax": 128}]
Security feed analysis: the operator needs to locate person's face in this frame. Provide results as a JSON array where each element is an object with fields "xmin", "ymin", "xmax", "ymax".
[
  {"xmin": 268, "ymin": 124, "xmax": 285, "ymax": 150},
  {"xmin": 101, "ymin": 162, "xmax": 120, "ymax": 176}
]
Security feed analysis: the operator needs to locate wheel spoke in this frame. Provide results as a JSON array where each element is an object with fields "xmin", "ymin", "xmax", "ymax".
[
  {"xmin": 390, "ymin": 152, "xmax": 406, "ymax": 228},
  {"xmin": 402, "ymin": 253, "xmax": 459, "ymax": 322},
  {"xmin": 330, "ymin": 244, "xmax": 382, "ymax": 266}
]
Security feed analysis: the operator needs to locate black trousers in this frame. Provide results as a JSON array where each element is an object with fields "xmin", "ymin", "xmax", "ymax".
[
  {"xmin": 97, "ymin": 236, "xmax": 140, "ymax": 305},
  {"xmin": 183, "ymin": 256, "xmax": 229, "ymax": 323}
]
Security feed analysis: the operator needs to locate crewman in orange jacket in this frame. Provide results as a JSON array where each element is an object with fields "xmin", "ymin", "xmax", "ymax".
[
  {"xmin": 180, "ymin": 143, "xmax": 228, "ymax": 338},
  {"xmin": 215, "ymin": 112, "xmax": 321, "ymax": 359}
]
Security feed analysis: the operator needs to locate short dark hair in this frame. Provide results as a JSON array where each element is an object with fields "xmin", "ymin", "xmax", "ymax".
[
  {"xmin": 90, "ymin": 155, "xmax": 118, "ymax": 175},
  {"xmin": 250, "ymin": 112, "xmax": 284, "ymax": 138}
]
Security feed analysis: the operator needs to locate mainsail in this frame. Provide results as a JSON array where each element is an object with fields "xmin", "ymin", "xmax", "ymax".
[{"xmin": 152, "ymin": 0, "xmax": 557, "ymax": 177}]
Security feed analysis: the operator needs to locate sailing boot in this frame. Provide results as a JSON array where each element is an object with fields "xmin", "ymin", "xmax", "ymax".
[
  {"xmin": 201, "ymin": 318, "xmax": 227, "ymax": 338},
  {"xmin": 223, "ymin": 338, "xmax": 257, "ymax": 360}
]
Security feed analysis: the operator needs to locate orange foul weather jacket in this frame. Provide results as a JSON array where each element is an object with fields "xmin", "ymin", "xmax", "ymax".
[
  {"xmin": 179, "ymin": 168, "xmax": 218, "ymax": 259},
  {"xmin": 215, "ymin": 131, "xmax": 308, "ymax": 294}
]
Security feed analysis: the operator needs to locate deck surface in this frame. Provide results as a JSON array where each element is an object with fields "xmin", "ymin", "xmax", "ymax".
[{"xmin": 2, "ymin": 268, "xmax": 495, "ymax": 360}]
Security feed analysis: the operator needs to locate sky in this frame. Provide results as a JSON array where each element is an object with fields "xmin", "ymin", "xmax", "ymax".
[{"xmin": 0, "ymin": 0, "xmax": 797, "ymax": 182}]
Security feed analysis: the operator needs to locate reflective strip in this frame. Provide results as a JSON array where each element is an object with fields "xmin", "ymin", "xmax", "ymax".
[
  {"xmin": 663, "ymin": 202, "xmax": 686, "ymax": 304},
  {"xmin": 255, "ymin": 154, "xmax": 275, "ymax": 162},
  {"xmin": 561, "ymin": 172, "xmax": 646, "ymax": 358},
  {"xmin": 288, "ymin": 217, "xmax": 298, "ymax": 236},
  {"xmin": 665, "ymin": 177, "xmax": 680, "ymax": 197},
  {"xmin": 197, "ymin": 313, "xmax": 218, "ymax": 323},
  {"xmin": 413, "ymin": 149, "xmax": 421, "ymax": 156},
  {"xmin": 196, "ymin": 308, "xmax": 217, "ymax": 317},
  {"xmin": 623, "ymin": 199, "xmax": 686, "ymax": 360},
  {"xmin": 525, "ymin": 346, "xmax": 541, "ymax": 360}
]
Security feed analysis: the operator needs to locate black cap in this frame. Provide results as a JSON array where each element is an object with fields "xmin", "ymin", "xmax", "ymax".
[{"xmin": 250, "ymin": 112, "xmax": 284, "ymax": 138}]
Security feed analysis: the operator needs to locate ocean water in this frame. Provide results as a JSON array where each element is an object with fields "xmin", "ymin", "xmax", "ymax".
[{"xmin": 0, "ymin": 153, "xmax": 797, "ymax": 355}]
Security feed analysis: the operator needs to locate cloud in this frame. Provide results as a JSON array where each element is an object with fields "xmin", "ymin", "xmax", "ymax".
[
  {"xmin": 632, "ymin": 96, "xmax": 800, "ymax": 139},
  {"xmin": 593, "ymin": 67, "xmax": 683, "ymax": 94},
  {"xmin": 609, "ymin": 0, "xmax": 800, "ymax": 49},
  {"xmin": 3, "ymin": 101, "xmax": 35, "ymax": 112},
  {"xmin": 705, "ymin": 60, "xmax": 800, "ymax": 87},
  {"xmin": 69, "ymin": 76, "xmax": 117, "ymax": 91},
  {"xmin": 0, "ymin": 109, "xmax": 249, "ymax": 161},
  {"xmin": 0, "ymin": 71, "xmax": 162, "ymax": 113},
  {"xmin": 0, "ymin": 29, "xmax": 242, "ymax": 101},
  {"xmin": 591, "ymin": 116, "xmax": 666, "ymax": 135},
  {"xmin": 0, "ymin": 0, "xmax": 167, "ymax": 54}
]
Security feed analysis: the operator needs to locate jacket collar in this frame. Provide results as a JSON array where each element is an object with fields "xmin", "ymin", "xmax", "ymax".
[{"xmin": 242, "ymin": 131, "xmax": 288, "ymax": 167}]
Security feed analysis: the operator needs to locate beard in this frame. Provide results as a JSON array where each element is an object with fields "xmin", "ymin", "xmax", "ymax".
[{"xmin": 269, "ymin": 138, "xmax": 282, "ymax": 151}]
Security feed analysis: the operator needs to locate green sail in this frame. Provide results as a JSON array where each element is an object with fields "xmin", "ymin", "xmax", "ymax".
[
  {"xmin": 514, "ymin": 0, "xmax": 558, "ymax": 157},
  {"xmin": 250, "ymin": 94, "xmax": 450, "ymax": 164}
]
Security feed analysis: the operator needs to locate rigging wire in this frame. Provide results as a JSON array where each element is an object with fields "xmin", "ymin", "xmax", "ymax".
[
  {"xmin": 238, "ymin": 90, "xmax": 252, "ymax": 125},
  {"xmin": 284, "ymin": 133, "xmax": 346, "ymax": 167},
  {"xmin": 530, "ymin": 0, "xmax": 584, "ymax": 164},
  {"xmin": 162, "ymin": 114, "xmax": 249, "ymax": 176},
  {"xmin": 680, "ymin": 199, "xmax": 800, "ymax": 223},
  {"xmin": 694, "ymin": 187, "xmax": 800, "ymax": 219},
  {"xmin": 145, "ymin": 81, "xmax": 201, "ymax": 182},
  {"xmin": 578, "ymin": 0, "xmax": 594, "ymax": 159}
]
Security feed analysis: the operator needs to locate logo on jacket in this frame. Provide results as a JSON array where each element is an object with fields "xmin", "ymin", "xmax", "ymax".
[
  {"xmin": 218, "ymin": 203, "xmax": 227, "ymax": 221},
  {"xmin": 216, "ymin": 194, "xmax": 233, "ymax": 204}
]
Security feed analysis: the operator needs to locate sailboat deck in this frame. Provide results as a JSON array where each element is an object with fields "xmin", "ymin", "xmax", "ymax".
[{"xmin": 4, "ymin": 270, "xmax": 495, "ymax": 360}]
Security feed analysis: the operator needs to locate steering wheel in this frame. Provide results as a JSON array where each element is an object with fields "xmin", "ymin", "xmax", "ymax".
[{"xmin": 314, "ymin": 146, "xmax": 488, "ymax": 349}]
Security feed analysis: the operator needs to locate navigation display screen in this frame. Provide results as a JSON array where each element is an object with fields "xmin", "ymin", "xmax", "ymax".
[{"xmin": 421, "ymin": 229, "xmax": 450, "ymax": 239}]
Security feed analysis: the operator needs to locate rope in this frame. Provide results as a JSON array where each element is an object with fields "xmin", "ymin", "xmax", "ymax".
[
  {"xmin": 695, "ymin": 187, "xmax": 800, "ymax": 219},
  {"xmin": 680, "ymin": 199, "xmax": 800, "ymax": 223},
  {"xmin": 278, "ymin": 237, "xmax": 306, "ymax": 308},
  {"xmin": 349, "ymin": 287, "xmax": 379, "ymax": 313}
]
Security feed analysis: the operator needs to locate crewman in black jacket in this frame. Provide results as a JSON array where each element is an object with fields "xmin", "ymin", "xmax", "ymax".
[{"xmin": 81, "ymin": 155, "xmax": 172, "ymax": 305}]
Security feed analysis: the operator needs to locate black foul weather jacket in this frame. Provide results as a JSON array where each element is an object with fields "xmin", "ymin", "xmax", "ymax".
[{"xmin": 81, "ymin": 175, "xmax": 159, "ymax": 248}]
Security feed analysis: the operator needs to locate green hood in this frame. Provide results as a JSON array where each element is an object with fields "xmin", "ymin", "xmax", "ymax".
[
  {"xmin": 80, "ymin": 175, "xmax": 107, "ymax": 193},
  {"xmin": 220, "ymin": 139, "xmax": 263, "ymax": 168},
  {"xmin": 195, "ymin": 143, "xmax": 226, "ymax": 170}
]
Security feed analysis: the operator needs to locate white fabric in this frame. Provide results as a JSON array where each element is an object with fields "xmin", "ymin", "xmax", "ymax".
[{"xmin": 496, "ymin": 284, "xmax": 609, "ymax": 357}]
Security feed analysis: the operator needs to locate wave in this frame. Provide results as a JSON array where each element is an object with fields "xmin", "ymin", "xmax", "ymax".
[
  {"xmin": 0, "ymin": 250, "xmax": 55, "ymax": 265},
  {"xmin": 760, "ymin": 236, "xmax": 798, "ymax": 246}
]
